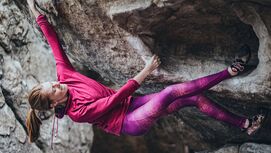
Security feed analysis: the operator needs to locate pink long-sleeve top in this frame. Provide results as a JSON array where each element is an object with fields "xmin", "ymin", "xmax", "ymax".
[{"xmin": 36, "ymin": 15, "xmax": 140, "ymax": 135}]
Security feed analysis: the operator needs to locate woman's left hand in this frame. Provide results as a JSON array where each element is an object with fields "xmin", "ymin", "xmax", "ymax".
[{"xmin": 27, "ymin": 0, "xmax": 41, "ymax": 18}]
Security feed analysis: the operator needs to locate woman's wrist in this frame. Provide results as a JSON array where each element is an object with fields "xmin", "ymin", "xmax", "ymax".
[
  {"xmin": 30, "ymin": 7, "xmax": 41, "ymax": 18},
  {"xmin": 143, "ymin": 67, "xmax": 152, "ymax": 74}
]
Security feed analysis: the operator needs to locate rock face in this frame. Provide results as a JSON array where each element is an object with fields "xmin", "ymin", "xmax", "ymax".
[
  {"xmin": 1, "ymin": 0, "xmax": 271, "ymax": 153},
  {"xmin": 0, "ymin": 0, "xmax": 93, "ymax": 153},
  {"xmin": 197, "ymin": 143, "xmax": 271, "ymax": 153}
]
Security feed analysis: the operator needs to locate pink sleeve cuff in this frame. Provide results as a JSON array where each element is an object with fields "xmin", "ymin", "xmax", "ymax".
[
  {"xmin": 36, "ymin": 14, "xmax": 47, "ymax": 26},
  {"xmin": 36, "ymin": 14, "xmax": 44, "ymax": 20},
  {"xmin": 127, "ymin": 79, "xmax": 140, "ymax": 89}
]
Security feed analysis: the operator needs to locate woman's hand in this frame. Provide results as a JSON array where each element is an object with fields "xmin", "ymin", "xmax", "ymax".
[
  {"xmin": 144, "ymin": 55, "xmax": 161, "ymax": 73},
  {"xmin": 27, "ymin": 0, "xmax": 41, "ymax": 18},
  {"xmin": 133, "ymin": 55, "xmax": 161, "ymax": 85}
]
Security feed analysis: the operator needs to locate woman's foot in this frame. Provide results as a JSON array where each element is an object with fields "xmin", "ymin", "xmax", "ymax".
[
  {"xmin": 228, "ymin": 44, "xmax": 251, "ymax": 76},
  {"xmin": 244, "ymin": 114, "xmax": 265, "ymax": 135}
]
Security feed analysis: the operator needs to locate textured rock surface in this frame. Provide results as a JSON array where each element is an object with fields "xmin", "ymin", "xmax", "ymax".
[
  {"xmin": 1, "ymin": 0, "xmax": 271, "ymax": 153},
  {"xmin": 197, "ymin": 145, "xmax": 238, "ymax": 153},
  {"xmin": 0, "ymin": 0, "xmax": 93, "ymax": 153},
  {"xmin": 197, "ymin": 143, "xmax": 271, "ymax": 153}
]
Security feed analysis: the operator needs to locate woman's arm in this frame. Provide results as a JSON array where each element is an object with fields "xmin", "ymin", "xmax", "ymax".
[
  {"xmin": 27, "ymin": 0, "xmax": 75, "ymax": 71},
  {"xmin": 133, "ymin": 55, "xmax": 161, "ymax": 84}
]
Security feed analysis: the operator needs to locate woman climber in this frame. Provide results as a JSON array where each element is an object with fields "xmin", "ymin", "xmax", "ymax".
[{"xmin": 26, "ymin": 0, "xmax": 265, "ymax": 146}]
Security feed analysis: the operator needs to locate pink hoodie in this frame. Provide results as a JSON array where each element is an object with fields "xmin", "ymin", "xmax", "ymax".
[{"xmin": 36, "ymin": 15, "xmax": 140, "ymax": 136}]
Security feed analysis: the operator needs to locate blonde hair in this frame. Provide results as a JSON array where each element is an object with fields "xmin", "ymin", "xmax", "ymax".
[{"xmin": 26, "ymin": 84, "xmax": 51, "ymax": 143}]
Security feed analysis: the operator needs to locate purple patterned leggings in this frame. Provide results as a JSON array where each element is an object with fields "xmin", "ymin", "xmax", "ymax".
[{"xmin": 121, "ymin": 69, "xmax": 247, "ymax": 136}]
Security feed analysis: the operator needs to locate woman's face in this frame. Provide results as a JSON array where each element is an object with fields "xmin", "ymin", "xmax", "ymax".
[{"xmin": 41, "ymin": 82, "xmax": 68, "ymax": 107}]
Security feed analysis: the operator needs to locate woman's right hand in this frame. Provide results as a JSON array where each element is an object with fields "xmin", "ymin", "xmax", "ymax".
[{"xmin": 144, "ymin": 55, "xmax": 161, "ymax": 73}]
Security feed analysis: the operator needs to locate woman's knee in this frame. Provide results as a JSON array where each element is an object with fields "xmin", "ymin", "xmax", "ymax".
[
  {"xmin": 122, "ymin": 121, "xmax": 150, "ymax": 136},
  {"xmin": 193, "ymin": 94, "xmax": 206, "ymax": 108}
]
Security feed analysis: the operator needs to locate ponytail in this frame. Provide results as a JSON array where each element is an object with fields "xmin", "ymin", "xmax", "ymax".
[
  {"xmin": 27, "ymin": 84, "xmax": 51, "ymax": 142},
  {"xmin": 26, "ymin": 109, "xmax": 42, "ymax": 143}
]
